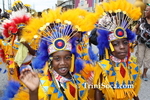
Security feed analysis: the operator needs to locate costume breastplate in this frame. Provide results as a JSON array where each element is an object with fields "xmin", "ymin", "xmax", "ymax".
[{"xmin": 38, "ymin": 73, "xmax": 88, "ymax": 100}]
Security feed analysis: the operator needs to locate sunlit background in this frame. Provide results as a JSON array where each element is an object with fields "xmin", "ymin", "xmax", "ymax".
[{"xmin": 0, "ymin": 0, "xmax": 58, "ymax": 12}]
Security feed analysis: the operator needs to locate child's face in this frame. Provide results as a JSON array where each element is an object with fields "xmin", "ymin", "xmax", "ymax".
[
  {"xmin": 111, "ymin": 38, "xmax": 129, "ymax": 59},
  {"xmin": 51, "ymin": 51, "xmax": 72, "ymax": 78}
]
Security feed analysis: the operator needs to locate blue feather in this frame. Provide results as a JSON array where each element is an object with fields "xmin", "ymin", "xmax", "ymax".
[
  {"xmin": 126, "ymin": 28, "xmax": 136, "ymax": 42},
  {"xmin": 88, "ymin": 46, "xmax": 98, "ymax": 62},
  {"xmin": 2, "ymin": 80, "xmax": 20, "ymax": 99},
  {"xmin": 70, "ymin": 37, "xmax": 79, "ymax": 57},
  {"xmin": 32, "ymin": 39, "xmax": 49, "ymax": 69},
  {"xmin": 1, "ymin": 97, "xmax": 9, "ymax": 100},
  {"xmin": 97, "ymin": 29, "xmax": 110, "ymax": 56},
  {"xmin": 75, "ymin": 58, "xmax": 84, "ymax": 73}
]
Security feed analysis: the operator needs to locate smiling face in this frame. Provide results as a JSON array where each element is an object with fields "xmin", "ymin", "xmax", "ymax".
[
  {"xmin": 111, "ymin": 38, "xmax": 129, "ymax": 59},
  {"xmin": 51, "ymin": 50, "xmax": 72, "ymax": 78}
]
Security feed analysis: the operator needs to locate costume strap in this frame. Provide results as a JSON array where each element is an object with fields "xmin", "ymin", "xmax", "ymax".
[{"xmin": 58, "ymin": 81, "xmax": 68, "ymax": 100}]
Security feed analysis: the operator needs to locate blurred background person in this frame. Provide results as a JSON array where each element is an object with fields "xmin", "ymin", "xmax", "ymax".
[{"xmin": 135, "ymin": 4, "xmax": 150, "ymax": 81}]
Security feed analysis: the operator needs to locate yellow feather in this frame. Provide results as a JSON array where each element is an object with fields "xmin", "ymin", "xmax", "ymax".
[
  {"xmin": 102, "ymin": 2, "xmax": 110, "ymax": 12},
  {"xmin": 22, "ymin": 8, "xmax": 98, "ymax": 43},
  {"xmin": 96, "ymin": 0, "xmax": 141, "ymax": 23}
]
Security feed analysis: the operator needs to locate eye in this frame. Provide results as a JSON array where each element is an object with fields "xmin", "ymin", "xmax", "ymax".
[
  {"xmin": 53, "ymin": 57, "xmax": 60, "ymax": 61},
  {"xmin": 65, "ymin": 56, "xmax": 72, "ymax": 60},
  {"xmin": 112, "ymin": 42, "xmax": 119, "ymax": 46},
  {"xmin": 123, "ymin": 40, "xmax": 129, "ymax": 45}
]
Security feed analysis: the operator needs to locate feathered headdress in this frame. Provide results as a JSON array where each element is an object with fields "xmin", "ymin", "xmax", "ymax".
[
  {"xmin": 2, "ymin": 0, "xmax": 31, "ymax": 39},
  {"xmin": 23, "ymin": 8, "xmax": 98, "ymax": 72},
  {"xmin": 95, "ymin": 0, "xmax": 141, "ymax": 58}
]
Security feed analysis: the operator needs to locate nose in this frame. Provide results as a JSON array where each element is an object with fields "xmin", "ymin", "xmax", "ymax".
[
  {"xmin": 60, "ymin": 58, "xmax": 65, "ymax": 65},
  {"xmin": 120, "ymin": 43, "xmax": 125, "ymax": 49}
]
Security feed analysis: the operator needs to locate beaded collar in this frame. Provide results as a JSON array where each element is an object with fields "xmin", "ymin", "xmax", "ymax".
[
  {"xmin": 110, "ymin": 55, "xmax": 127, "ymax": 63},
  {"xmin": 52, "ymin": 70, "xmax": 72, "ymax": 83}
]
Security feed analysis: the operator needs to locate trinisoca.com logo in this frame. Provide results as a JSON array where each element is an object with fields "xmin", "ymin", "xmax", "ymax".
[{"xmin": 84, "ymin": 83, "xmax": 134, "ymax": 89}]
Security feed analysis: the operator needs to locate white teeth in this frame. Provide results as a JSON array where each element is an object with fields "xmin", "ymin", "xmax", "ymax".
[
  {"xmin": 59, "ymin": 68, "xmax": 67, "ymax": 72},
  {"xmin": 62, "ymin": 68, "xmax": 67, "ymax": 70}
]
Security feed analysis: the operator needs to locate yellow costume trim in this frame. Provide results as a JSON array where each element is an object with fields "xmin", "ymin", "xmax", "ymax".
[
  {"xmin": 70, "ymin": 54, "xmax": 75, "ymax": 72},
  {"xmin": 94, "ymin": 59, "xmax": 141, "ymax": 100},
  {"xmin": 94, "ymin": 62, "xmax": 115, "ymax": 100},
  {"xmin": 109, "ymin": 42, "xmax": 114, "ymax": 52}
]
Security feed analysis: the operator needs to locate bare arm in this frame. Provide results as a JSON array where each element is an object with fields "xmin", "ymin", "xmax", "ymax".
[
  {"xmin": 21, "ymin": 42, "xmax": 36, "ymax": 55},
  {"xmin": 95, "ymin": 88, "xmax": 103, "ymax": 100},
  {"xmin": 29, "ymin": 89, "xmax": 39, "ymax": 100}
]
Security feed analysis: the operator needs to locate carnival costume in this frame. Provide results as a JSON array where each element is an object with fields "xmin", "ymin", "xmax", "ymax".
[
  {"xmin": 1, "ymin": 0, "xmax": 38, "ymax": 80},
  {"xmin": 91, "ymin": 0, "xmax": 141, "ymax": 100},
  {"xmin": 2, "ymin": 7, "xmax": 98, "ymax": 100},
  {"xmin": 1, "ymin": 1, "xmax": 40, "ymax": 99}
]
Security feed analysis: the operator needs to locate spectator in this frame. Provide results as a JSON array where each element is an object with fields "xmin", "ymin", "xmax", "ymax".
[
  {"xmin": 61, "ymin": 6, "xmax": 68, "ymax": 12},
  {"xmin": 134, "ymin": 5, "xmax": 150, "ymax": 81}
]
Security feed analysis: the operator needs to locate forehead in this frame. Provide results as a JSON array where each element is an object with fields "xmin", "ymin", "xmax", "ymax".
[
  {"xmin": 52, "ymin": 50, "xmax": 71, "ymax": 56},
  {"xmin": 112, "ymin": 38, "xmax": 127, "ymax": 42}
]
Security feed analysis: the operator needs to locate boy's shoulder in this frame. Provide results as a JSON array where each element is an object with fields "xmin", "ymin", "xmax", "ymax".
[{"xmin": 98, "ymin": 59, "xmax": 111, "ymax": 69}]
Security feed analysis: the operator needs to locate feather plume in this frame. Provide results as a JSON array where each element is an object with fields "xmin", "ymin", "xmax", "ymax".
[
  {"xmin": 75, "ymin": 58, "xmax": 84, "ymax": 73},
  {"xmin": 126, "ymin": 28, "xmax": 136, "ymax": 42},
  {"xmin": 1, "ymin": 80, "xmax": 20, "ymax": 99},
  {"xmin": 32, "ymin": 39, "xmax": 49, "ymax": 69},
  {"xmin": 22, "ymin": 8, "xmax": 98, "ymax": 42},
  {"xmin": 88, "ymin": 46, "xmax": 98, "ymax": 62},
  {"xmin": 97, "ymin": 29, "xmax": 110, "ymax": 56}
]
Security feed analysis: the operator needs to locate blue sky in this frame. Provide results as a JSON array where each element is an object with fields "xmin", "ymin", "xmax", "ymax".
[{"xmin": 0, "ymin": 0, "xmax": 58, "ymax": 12}]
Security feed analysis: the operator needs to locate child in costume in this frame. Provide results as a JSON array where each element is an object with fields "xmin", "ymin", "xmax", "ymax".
[
  {"xmin": 1, "ymin": 0, "xmax": 36, "ymax": 81},
  {"xmin": 92, "ymin": 0, "xmax": 141, "ymax": 100},
  {"xmin": 2, "ymin": 8, "xmax": 98, "ymax": 100}
]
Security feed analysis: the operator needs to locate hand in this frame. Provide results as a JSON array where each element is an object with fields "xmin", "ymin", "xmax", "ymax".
[{"xmin": 20, "ymin": 68, "xmax": 40, "ymax": 92}]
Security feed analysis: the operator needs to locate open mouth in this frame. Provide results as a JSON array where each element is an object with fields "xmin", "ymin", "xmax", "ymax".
[{"xmin": 59, "ymin": 67, "xmax": 68, "ymax": 73}]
